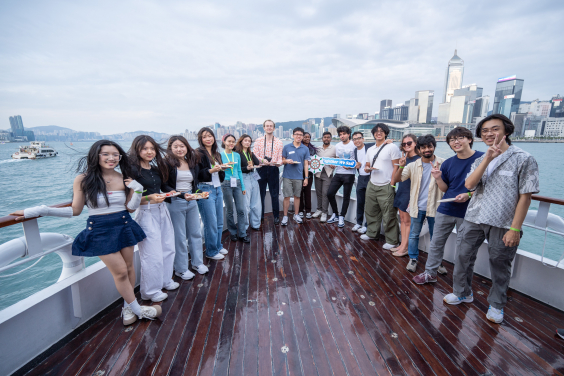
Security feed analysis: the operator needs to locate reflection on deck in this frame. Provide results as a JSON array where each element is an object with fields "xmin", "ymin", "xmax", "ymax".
[{"xmin": 25, "ymin": 214, "xmax": 564, "ymax": 376}]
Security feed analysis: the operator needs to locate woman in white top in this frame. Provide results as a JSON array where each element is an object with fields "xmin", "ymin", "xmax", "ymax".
[{"xmin": 10, "ymin": 140, "xmax": 162, "ymax": 326}]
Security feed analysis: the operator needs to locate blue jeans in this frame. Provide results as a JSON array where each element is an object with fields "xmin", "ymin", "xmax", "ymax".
[
  {"xmin": 243, "ymin": 173, "xmax": 261, "ymax": 229},
  {"xmin": 196, "ymin": 184, "xmax": 224, "ymax": 257},
  {"xmin": 221, "ymin": 179, "xmax": 247, "ymax": 237},
  {"xmin": 407, "ymin": 210, "xmax": 435, "ymax": 260},
  {"xmin": 168, "ymin": 197, "xmax": 204, "ymax": 273}
]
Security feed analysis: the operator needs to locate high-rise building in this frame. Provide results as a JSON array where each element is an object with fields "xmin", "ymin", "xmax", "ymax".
[
  {"xmin": 443, "ymin": 50, "xmax": 464, "ymax": 103},
  {"xmin": 549, "ymin": 95, "xmax": 563, "ymax": 118},
  {"xmin": 380, "ymin": 100, "xmax": 392, "ymax": 115},
  {"xmin": 473, "ymin": 96, "xmax": 490, "ymax": 120},
  {"xmin": 408, "ymin": 98, "xmax": 418, "ymax": 123},
  {"xmin": 393, "ymin": 104, "xmax": 409, "ymax": 121},
  {"xmin": 493, "ymin": 75, "xmax": 524, "ymax": 116},
  {"xmin": 414, "ymin": 90, "xmax": 434, "ymax": 123},
  {"xmin": 544, "ymin": 117, "xmax": 564, "ymax": 136},
  {"xmin": 9, "ymin": 115, "xmax": 24, "ymax": 136}
]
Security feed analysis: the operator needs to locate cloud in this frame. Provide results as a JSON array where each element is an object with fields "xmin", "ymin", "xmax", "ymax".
[{"xmin": 0, "ymin": 0, "xmax": 562, "ymax": 134}]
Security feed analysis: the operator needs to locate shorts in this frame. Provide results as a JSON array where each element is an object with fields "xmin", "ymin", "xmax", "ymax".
[{"xmin": 283, "ymin": 177, "xmax": 303, "ymax": 197}]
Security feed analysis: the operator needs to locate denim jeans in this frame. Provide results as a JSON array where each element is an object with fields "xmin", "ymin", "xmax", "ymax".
[
  {"xmin": 407, "ymin": 210, "xmax": 435, "ymax": 260},
  {"xmin": 355, "ymin": 174, "xmax": 370, "ymax": 226},
  {"xmin": 243, "ymin": 173, "xmax": 261, "ymax": 229},
  {"xmin": 258, "ymin": 165, "xmax": 280, "ymax": 219},
  {"xmin": 221, "ymin": 179, "xmax": 247, "ymax": 237},
  {"xmin": 196, "ymin": 184, "xmax": 224, "ymax": 257},
  {"xmin": 167, "ymin": 197, "xmax": 204, "ymax": 273}
]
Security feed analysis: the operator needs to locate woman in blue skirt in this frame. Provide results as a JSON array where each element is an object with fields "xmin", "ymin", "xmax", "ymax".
[{"xmin": 11, "ymin": 140, "xmax": 162, "ymax": 326}]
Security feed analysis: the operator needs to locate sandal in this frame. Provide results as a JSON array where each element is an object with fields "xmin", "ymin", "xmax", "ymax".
[{"xmin": 392, "ymin": 250, "xmax": 409, "ymax": 257}]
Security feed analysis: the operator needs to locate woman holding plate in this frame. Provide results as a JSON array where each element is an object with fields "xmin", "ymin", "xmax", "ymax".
[{"xmin": 235, "ymin": 134, "xmax": 262, "ymax": 231}]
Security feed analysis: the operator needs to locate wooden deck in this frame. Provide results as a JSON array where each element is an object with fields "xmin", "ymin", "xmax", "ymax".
[{"xmin": 24, "ymin": 213, "xmax": 564, "ymax": 376}]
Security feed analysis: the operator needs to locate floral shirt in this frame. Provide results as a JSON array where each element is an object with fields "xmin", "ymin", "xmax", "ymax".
[
  {"xmin": 252, "ymin": 136, "xmax": 283, "ymax": 165},
  {"xmin": 465, "ymin": 145, "xmax": 540, "ymax": 229}
]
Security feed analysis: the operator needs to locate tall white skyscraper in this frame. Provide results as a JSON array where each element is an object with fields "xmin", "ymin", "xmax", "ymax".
[{"xmin": 443, "ymin": 50, "xmax": 464, "ymax": 103}]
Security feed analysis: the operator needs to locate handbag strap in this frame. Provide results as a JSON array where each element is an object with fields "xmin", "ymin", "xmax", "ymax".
[{"xmin": 371, "ymin": 143, "xmax": 388, "ymax": 167}]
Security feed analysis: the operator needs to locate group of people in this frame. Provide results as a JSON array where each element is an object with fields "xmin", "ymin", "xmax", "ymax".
[{"xmin": 10, "ymin": 114, "xmax": 542, "ymax": 327}]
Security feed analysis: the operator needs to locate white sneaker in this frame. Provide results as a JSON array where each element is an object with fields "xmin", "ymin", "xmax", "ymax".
[
  {"xmin": 281, "ymin": 216, "xmax": 289, "ymax": 226},
  {"xmin": 293, "ymin": 214, "xmax": 303, "ymax": 224},
  {"xmin": 437, "ymin": 264, "xmax": 448, "ymax": 275},
  {"xmin": 306, "ymin": 212, "xmax": 312, "ymax": 219},
  {"xmin": 219, "ymin": 248, "xmax": 228, "ymax": 255},
  {"xmin": 299, "ymin": 212, "xmax": 304, "ymax": 218},
  {"xmin": 357, "ymin": 226, "xmax": 367, "ymax": 234},
  {"xmin": 360, "ymin": 234, "xmax": 375, "ymax": 240},
  {"xmin": 141, "ymin": 292, "xmax": 168, "ymax": 302},
  {"xmin": 406, "ymin": 259, "xmax": 418, "ymax": 272},
  {"xmin": 320, "ymin": 213, "xmax": 327, "ymax": 222},
  {"xmin": 206, "ymin": 253, "xmax": 225, "ymax": 260},
  {"xmin": 164, "ymin": 281, "xmax": 180, "ymax": 291},
  {"xmin": 312, "ymin": 210, "xmax": 322, "ymax": 218},
  {"xmin": 486, "ymin": 306, "xmax": 504, "ymax": 323},
  {"xmin": 327, "ymin": 214, "xmax": 338, "ymax": 224},
  {"xmin": 175, "ymin": 270, "xmax": 195, "ymax": 280},
  {"xmin": 139, "ymin": 305, "xmax": 163, "ymax": 320},
  {"xmin": 383, "ymin": 243, "xmax": 398, "ymax": 250},
  {"xmin": 122, "ymin": 306, "xmax": 137, "ymax": 326},
  {"xmin": 192, "ymin": 264, "xmax": 209, "ymax": 274},
  {"xmin": 338, "ymin": 216, "xmax": 345, "ymax": 228},
  {"xmin": 352, "ymin": 224, "xmax": 361, "ymax": 232},
  {"xmin": 443, "ymin": 292, "xmax": 474, "ymax": 305}
]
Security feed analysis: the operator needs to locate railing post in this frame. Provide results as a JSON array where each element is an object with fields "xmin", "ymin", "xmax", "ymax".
[
  {"xmin": 71, "ymin": 283, "xmax": 82, "ymax": 318},
  {"xmin": 22, "ymin": 219, "xmax": 42, "ymax": 256},
  {"xmin": 535, "ymin": 202, "xmax": 550, "ymax": 228}
]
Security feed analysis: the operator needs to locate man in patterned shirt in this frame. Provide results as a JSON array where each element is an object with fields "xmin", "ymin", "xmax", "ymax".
[
  {"xmin": 443, "ymin": 114, "xmax": 540, "ymax": 324},
  {"xmin": 253, "ymin": 119, "xmax": 284, "ymax": 225}
]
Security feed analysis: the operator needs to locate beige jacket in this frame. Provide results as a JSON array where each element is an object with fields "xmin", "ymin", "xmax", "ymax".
[
  {"xmin": 315, "ymin": 144, "xmax": 336, "ymax": 178},
  {"xmin": 400, "ymin": 156, "xmax": 445, "ymax": 218}
]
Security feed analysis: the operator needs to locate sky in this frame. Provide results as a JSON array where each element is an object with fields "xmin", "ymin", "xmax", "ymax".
[{"xmin": 1, "ymin": 0, "xmax": 563, "ymax": 134}]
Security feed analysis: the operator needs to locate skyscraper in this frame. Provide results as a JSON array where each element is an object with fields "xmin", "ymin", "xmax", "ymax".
[
  {"xmin": 9, "ymin": 115, "xmax": 24, "ymax": 136},
  {"xmin": 380, "ymin": 99, "xmax": 392, "ymax": 115},
  {"xmin": 415, "ymin": 90, "xmax": 434, "ymax": 123},
  {"xmin": 493, "ymin": 76, "xmax": 524, "ymax": 117},
  {"xmin": 549, "ymin": 95, "xmax": 563, "ymax": 118},
  {"xmin": 443, "ymin": 50, "xmax": 464, "ymax": 103}
]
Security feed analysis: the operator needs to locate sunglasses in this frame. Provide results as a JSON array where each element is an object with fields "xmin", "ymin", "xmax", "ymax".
[{"xmin": 401, "ymin": 141, "xmax": 413, "ymax": 147}]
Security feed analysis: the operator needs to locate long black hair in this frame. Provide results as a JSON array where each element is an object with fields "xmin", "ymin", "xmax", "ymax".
[
  {"xmin": 165, "ymin": 135, "xmax": 200, "ymax": 168},
  {"xmin": 127, "ymin": 135, "xmax": 169, "ymax": 183},
  {"xmin": 197, "ymin": 127, "xmax": 222, "ymax": 166},
  {"xmin": 76, "ymin": 140, "xmax": 132, "ymax": 208}
]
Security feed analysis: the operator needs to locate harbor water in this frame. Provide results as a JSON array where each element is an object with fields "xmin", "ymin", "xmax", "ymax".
[{"xmin": 0, "ymin": 140, "xmax": 562, "ymax": 311}]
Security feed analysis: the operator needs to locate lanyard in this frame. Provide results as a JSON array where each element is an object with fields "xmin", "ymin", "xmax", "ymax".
[
  {"xmin": 263, "ymin": 136, "xmax": 274, "ymax": 159},
  {"xmin": 224, "ymin": 151, "xmax": 234, "ymax": 172},
  {"xmin": 244, "ymin": 151, "xmax": 252, "ymax": 162}
]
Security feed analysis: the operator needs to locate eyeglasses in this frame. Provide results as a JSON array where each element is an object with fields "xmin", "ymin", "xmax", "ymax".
[
  {"xmin": 481, "ymin": 126, "xmax": 501, "ymax": 135},
  {"xmin": 448, "ymin": 137, "xmax": 467, "ymax": 144},
  {"xmin": 99, "ymin": 153, "xmax": 122, "ymax": 161},
  {"xmin": 352, "ymin": 137, "xmax": 363, "ymax": 141},
  {"xmin": 401, "ymin": 141, "xmax": 413, "ymax": 147}
]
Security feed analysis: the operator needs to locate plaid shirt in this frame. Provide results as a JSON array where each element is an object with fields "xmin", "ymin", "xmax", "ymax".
[
  {"xmin": 252, "ymin": 136, "xmax": 283, "ymax": 164},
  {"xmin": 465, "ymin": 145, "xmax": 540, "ymax": 229}
]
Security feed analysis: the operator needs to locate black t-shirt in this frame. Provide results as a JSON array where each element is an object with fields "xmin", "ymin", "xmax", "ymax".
[
  {"xmin": 238, "ymin": 150, "xmax": 260, "ymax": 174},
  {"xmin": 132, "ymin": 165, "xmax": 162, "ymax": 196}
]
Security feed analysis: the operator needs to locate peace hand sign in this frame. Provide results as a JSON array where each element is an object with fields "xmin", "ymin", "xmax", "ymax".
[
  {"xmin": 431, "ymin": 159, "xmax": 442, "ymax": 180},
  {"xmin": 486, "ymin": 134, "xmax": 505, "ymax": 160},
  {"xmin": 398, "ymin": 152, "xmax": 407, "ymax": 167}
]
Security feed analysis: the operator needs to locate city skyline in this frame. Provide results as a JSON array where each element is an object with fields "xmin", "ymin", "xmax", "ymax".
[{"xmin": 1, "ymin": 1, "xmax": 563, "ymax": 134}]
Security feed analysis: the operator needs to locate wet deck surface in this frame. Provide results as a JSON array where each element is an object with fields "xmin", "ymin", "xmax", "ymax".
[{"xmin": 26, "ymin": 213, "xmax": 564, "ymax": 376}]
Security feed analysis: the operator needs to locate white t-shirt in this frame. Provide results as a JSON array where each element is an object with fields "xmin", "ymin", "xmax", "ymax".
[
  {"xmin": 486, "ymin": 155, "xmax": 501, "ymax": 179},
  {"xmin": 176, "ymin": 169, "xmax": 193, "ymax": 192},
  {"xmin": 363, "ymin": 143, "xmax": 402, "ymax": 186},
  {"xmin": 356, "ymin": 146, "xmax": 370, "ymax": 176},
  {"xmin": 334, "ymin": 141, "xmax": 356, "ymax": 175}
]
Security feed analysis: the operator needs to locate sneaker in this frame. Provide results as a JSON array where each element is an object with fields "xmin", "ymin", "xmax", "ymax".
[
  {"xmin": 357, "ymin": 226, "xmax": 367, "ymax": 234},
  {"xmin": 351, "ymin": 224, "xmax": 361, "ymax": 232},
  {"xmin": 306, "ymin": 212, "xmax": 312, "ymax": 219},
  {"xmin": 312, "ymin": 210, "xmax": 322, "ymax": 218},
  {"xmin": 164, "ymin": 281, "xmax": 180, "ymax": 291},
  {"xmin": 437, "ymin": 265, "xmax": 448, "ymax": 275},
  {"xmin": 141, "ymin": 292, "xmax": 168, "ymax": 302},
  {"xmin": 413, "ymin": 271, "xmax": 437, "ymax": 284},
  {"xmin": 293, "ymin": 214, "xmax": 303, "ymax": 224},
  {"xmin": 320, "ymin": 213, "xmax": 327, "ymax": 223},
  {"xmin": 557, "ymin": 329, "xmax": 564, "ymax": 340},
  {"xmin": 175, "ymin": 270, "xmax": 195, "ymax": 280},
  {"xmin": 360, "ymin": 234, "xmax": 375, "ymax": 240},
  {"xmin": 281, "ymin": 216, "xmax": 289, "ymax": 226},
  {"xmin": 299, "ymin": 212, "xmax": 304, "ymax": 218},
  {"xmin": 406, "ymin": 259, "xmax": 418, "ymax": 272},
  {"xmin": 219, "ymin": 248, "xmax": 228, "ymax": 255},
  {"xmin": 139, "ymin": 305, "xmax": 163, "ymax": 320},
  {"xmin": 192, "ymin": 264, "xmax": 209, "ymax": 274},
  {"xmin": 338, "ymin": 216, "xmax": 345, "ymax": 228},
  {"xmin": 443, "ymin": 292, "xmax": 474, "ymax": 305},
  {"xmin": 486, "ymin": 306, "xmax": 504, "ymax": 323},
  {"xmin": 327, "ymin": 214, "xmax": 338, "ymax": 224},
  {"xmin": 274, "ymin": 217, "xmax": 280, "ymax": 225},
  {"xmin": 230, "ymin": 234, "xmax": 238, "ymax": 241},
  {"xmin": 238, "ymin": 235, "xmax": 250, "ymax": 243},
  {"xmin": 383, "ymin": 243, "xmax": 398, "ymax": 250},
  {"xmin": 122, "ymin": 306, "xmax": 138, "ymax": 326},
  {"xmin": 206, "ymin": 253, "xmax": 225, "ymax": 260}
]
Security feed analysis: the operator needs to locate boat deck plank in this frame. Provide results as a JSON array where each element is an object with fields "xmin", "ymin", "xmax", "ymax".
[{"xmin": 23, "ymin": 213, "xmax": 564, "ymax": 376}]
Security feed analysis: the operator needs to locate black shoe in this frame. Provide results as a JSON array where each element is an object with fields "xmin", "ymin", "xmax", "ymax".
[
  {"xmin": 239, "ymin": 236, "xmax": 250, "ymax": 243},
  {"xmin": 274, "ymin": 217, "xmax": 280, "ymax": 225},
  {"xmin": 230, "ymin": 234, "xmax": 238, "ymax": 241},
  {"xmin": 261, "ymin": 217, "xmax": 264, "ymax": 222},
  {"xmin": 251, "ymin": 227, "xmax": 261, "ymax": 231},
  {"xmin": 557, "ymin": 329, "xmax": 564, "ymax": 340}
]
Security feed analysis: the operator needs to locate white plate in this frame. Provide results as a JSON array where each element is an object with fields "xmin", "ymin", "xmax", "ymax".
[
  {"xmin": 438, "ymin": 198, "xmax": 457, "ymax": 203},
  {"xmin": 159, "ymin": 192, "xmax": 181, "ymax": 198}
]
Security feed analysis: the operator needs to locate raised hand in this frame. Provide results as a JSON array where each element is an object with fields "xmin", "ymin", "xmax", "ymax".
[
  {"xmin": 485, "ymin": 134, "xmax": 505, "ymax": 160},
  {"xmin": 398, "ymin": 152, "xmax": 407, "ymax": 167},
  {"xmin": 431, "ymin": 160, "xmax": 442, "ymax": 180}
]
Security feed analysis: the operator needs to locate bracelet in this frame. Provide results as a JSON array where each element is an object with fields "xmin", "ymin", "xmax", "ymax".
[
  {"xmin": 467, "ymin": 192, "xmax": 472, "ymax": 197},
  {"xmin": 509, "ymin": 227, "xmax": 521, "ymax": 232},
  {"xmin": 399, "ymin": 166, "xmax": 404, "ymax": 169},
  {"xmin": 145, "ymin": 196, "xmax": 150, "ymax": 202}
]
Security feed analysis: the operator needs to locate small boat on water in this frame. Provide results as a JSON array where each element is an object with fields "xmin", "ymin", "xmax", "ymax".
[{"xmin": 11, "ymin": 141, "xmax": 58, "ymax": 159}]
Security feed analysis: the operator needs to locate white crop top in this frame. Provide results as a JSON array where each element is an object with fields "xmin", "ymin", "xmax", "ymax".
[
  {"xmin": 176, "ymin": 170, "xmax": 193, "ymax": 192},
  {"xmin": 87, "ymin": 191, "xmax": 127, "ymax": 215}
]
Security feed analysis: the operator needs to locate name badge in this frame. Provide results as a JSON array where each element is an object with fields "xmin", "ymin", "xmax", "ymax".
[
  {"xmin": 231, "ymin": 177, "xmax": 237, "ymax": 187},
  {"xmin": 499, "ymin": 170, "xmax": 513, "ymax": 177},
  {"xmin": 252, "ymin": 170, "xmax": 261, "ymax": 181},
  {"xmin": 289, "ymin": 151, "xmax": 295, "ymax": 154}
]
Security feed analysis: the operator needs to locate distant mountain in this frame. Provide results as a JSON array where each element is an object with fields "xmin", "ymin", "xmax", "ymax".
[
  {"xmin": 25, "ymin": 125, "xmax": 75, "ymax": 132},
  {"xmin": 277, "ymin": 117, "xmax": 334, "ymax": 131}
]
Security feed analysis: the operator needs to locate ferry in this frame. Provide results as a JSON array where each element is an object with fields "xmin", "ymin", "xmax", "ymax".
[
  {"xmin": 11, "ymin": 141, "xmax": 58, "ymax": 159},
  {"xmin": 0, "ymin": 177, "xmax": 563, "ymax": 375}
]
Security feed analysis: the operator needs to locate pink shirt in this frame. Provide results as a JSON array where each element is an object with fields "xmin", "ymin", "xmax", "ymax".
[{"xmin": 252, "ymin": 135, "xmax": 283, "ymax": 164}]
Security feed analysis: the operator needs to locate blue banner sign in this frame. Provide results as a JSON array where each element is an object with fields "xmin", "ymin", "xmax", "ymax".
[{"xmin": 322, "ymin": 158, "xmax": 357, "ymax": 168}]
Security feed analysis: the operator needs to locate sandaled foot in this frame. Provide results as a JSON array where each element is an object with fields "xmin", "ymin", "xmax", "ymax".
[{"xmin": 392, "ymin": 250, "xmax": 409, "ymax": 257}]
